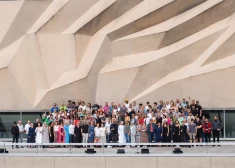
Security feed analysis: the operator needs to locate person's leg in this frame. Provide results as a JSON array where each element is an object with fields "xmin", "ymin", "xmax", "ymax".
[
  {"xmin": 216, "ymin": 130, "xmax": 220, "ymax": 143},
  {"xmin": 213, "ymin": 130, "xmax": 216, "ymax": 143},
  {"xmin": 208, "ymin": 133, "xmax": 211, "ymax": 143},
  {"xmin": 148, "ymin": 133, "xmax": 151, "ymax": 143},
  {"xmin": 205, "ymin": 133, "xmax": 208, "ymax": 143},
  {"xmin": 12, "ymin": 135, "xmax": 15, "ymax": 148},
  {"xmin": 16, "ymin": 135, "xmax": 19, "ymax": 148}
]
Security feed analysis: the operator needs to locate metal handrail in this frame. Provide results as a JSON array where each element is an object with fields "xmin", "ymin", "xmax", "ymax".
[{"xmin": 1, "ymin": 142, "xmax": 234, "ymax": 146}]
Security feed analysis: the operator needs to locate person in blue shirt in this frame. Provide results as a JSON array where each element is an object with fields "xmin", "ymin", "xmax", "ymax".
[{"xmin": 50, "ymin": 103, "xmax": 59, "ymax": 113}]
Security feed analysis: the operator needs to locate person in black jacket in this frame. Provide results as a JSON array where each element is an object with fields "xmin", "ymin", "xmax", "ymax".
[
  {"xmin": 180, "ymin": 121, "xmax": 187, "ymax": 146},
  {"xmin": 110, "ymin": 120, "xmax": 118, "ymax": 146},
  {"xmin": 212, "ymin": 116, "xmax": 222, "ymax": 145},
  {"xmin": 11, "ymin": 121, "xmax": 19, "ymax": 149}
]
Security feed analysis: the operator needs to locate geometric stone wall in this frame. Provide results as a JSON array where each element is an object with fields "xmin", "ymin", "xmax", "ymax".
[{"xmin": 0, "ymin": 0, "xmax": 235, "ymax": 110}]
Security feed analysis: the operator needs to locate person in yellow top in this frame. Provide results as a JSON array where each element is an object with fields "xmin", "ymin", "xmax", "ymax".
[
  {"xmin": 60, "ymin": 103, "xmax": 67, "ymax": 111},
  {"xmin": 124, "ymin": 112, "xmax": 130, "ymax": 123}
]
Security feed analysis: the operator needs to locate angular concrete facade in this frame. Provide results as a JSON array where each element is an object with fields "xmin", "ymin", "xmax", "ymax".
[{"xmin": 0, "ymin": 0, "xmax": 235, "ymax": 110}]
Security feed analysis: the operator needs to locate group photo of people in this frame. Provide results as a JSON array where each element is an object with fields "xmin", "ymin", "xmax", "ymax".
[{"xmin": 10, "ymin": 97, "xmax": 222, "ymax": 149}]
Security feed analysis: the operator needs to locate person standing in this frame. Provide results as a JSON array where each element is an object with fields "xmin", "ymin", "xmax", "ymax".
[
  {"xmin": 118, "ymin": 121, "xmax": 125, "ymax": 144},
  {"xmin": 180, "ymin": 121, "xmax": 187, "ymax": 146},
  {"xmin": 105, "ymin": 119, "xmax": 111, "ymax": 143},
  {"xmin": 110, "ymin": 120, "xmax": 118, "ymax": 147},
  {"xmin": 11, "ymin": 121, "xmax": 19, "ymax": 149},
  {"xmin": 124, "ymin": 121, "xmax": 130, "ymax": 146},
  {"xmin": 100, "ymin": 123, "xmax": 106, "ymax": 144},
  {"xmin": 188, "ymin": 119, "xmax": 197, "ymax": 147},
  {"xmin": 64, "ymin": 121, "xmax": 70, "ymax": 145},
  {"xmin": 24, "ymin": 120, "xmax": 31, "ymax": 143},
  {"xmin": 74, "ymin": 122, "xmax": 82, "ymax": 146},
  {"xmin": 155, "ymin": 122, "xmax": 162, "ymax": 144},
  {"xmin": 34, "ymin": 119, "xmax": 41, "ymax": 128},
  {"xmin": 88, "ymin": 121, "xmax": 95, "ymax": 144},
  {"xmin": 140, "ymin": 122, "xmax": 148, "ymax": 143},
  {"xmin": 202, "ymin": 119, "xmax": 212, "ymax": 143},
  {"xmin": 27, "ymin": 123, "xmax": 35, "ymax": 148},
  {"xmin": 48, "ymin": 122, "xmax": 54, "ymax": 147},
  {"xmin": 81, "ymin": 121, "xmax": 89, "ymax": 147},
  {"xmin": 94, "ymin": 123, "xmax": 101, "ymax": 143},
  {"xmin": 162, "ymin": 121, "xmax": 169, "ymax": 143},
  {"xmin": 54, "ymin": 121, "xmax": 59, "ymax": 143},
  {"xmin": 174, "ymin": 120, "xmax": 181, "ymax": 142},
  {"xmin": 35, "ymin": 123, "xmax": 43, "ymax": 146},
  {"xmin": 42, "ymin": 122, "xmax": 49, "ymax": 149},
  {"xmin": 69, "ymin": 121, "xmax": 75, "ymax": 143},
  {"xmin": 17, "ymin": 121, "xmax": 24, "ymax": 148},
  {"xmin": 130, "ymin": 122, "xmax": 136, "ymax": 147},
  {"xmin": 147, "ymin": 119, "xmax": 156, "ymax": 143},
  {"xmin": 212, "ymin": 116, "xmax": 222, "ymax": 146},
  {"xmin": 195, "ymin": 118, "xmax": 202, "ymax": 144}
]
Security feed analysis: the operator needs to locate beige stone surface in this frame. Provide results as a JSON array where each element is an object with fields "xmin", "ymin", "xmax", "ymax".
[
  {"xmin": 211, "ymin": 157, "xmax": 235, "ymax": 168},
  {"xmin": 158, "ymin": 157, "xmax": 210, "ymax": 168},
  {"xmin": 135, "ymin": 67, "xmax": 235, "ymax": 108},
  {"xmin": 4, "ymin": 156, "xmax": 54, "ymax": 168},
  {"xmin": 126, "ymin": 29, "xmax": 225, "ymax": 99},
  {"xmin": 111, "ymin": 33, "xmax": 165, "ymax": 57},
  {"xmin": 203, "ymin": 33, "xmax": 235, "ymax": 66},
  {"xmin": 108, "ymin": 0, "xmax": 206, "ymax": 41},
  {"xmin": 159, "ymin": 0, "xmax": 235, "ymax": 48},
  {"xmin": 0, "ymin": 0, "xmax": 235, "ymax": 110},
  {"xmin": 106, "ymin": 157, "xmax": 157, "ymax": 168},
  {"xmin": 0, "ymin": 156, "xmax": 4, "ymax": 168},
  {"xmin": 0, "ymin": 0, "xmax": 52, "ymax": 50},
  {"xmin": 55, "ymin": 157, "xmax": 105, "ymax": 168},
  {"xmin": 0, "ymin": 69, "xmax": 31, "ymax": 110}
]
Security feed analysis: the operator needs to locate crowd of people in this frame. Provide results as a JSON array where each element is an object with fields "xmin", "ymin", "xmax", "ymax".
[{"xmin": 10, "ymin": 98, "xmax": 222, "ymax": 149}]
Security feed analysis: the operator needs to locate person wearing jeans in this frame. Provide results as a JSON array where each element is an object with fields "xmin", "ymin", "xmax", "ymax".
[
  {"xmin": 11, "ymin": 121, "xmax": 19, "ymax": 149},
  {"xmin": 17, "ymin": 121, "xmax": 24, "ymax": 148},
  {"xmin": 124, "ymin": 121, "xmax": 130, "ymax": 145},
  {"xmin": 147, "ymin": 119, "xmax": 156, "ymax": 143},
  {"xmin": 69, "ymin": 122, "xmax": 75, "ymax": 143},
  {"xmin": 202, "ymin": 119, "xmax": 212, "ymax": 143}
]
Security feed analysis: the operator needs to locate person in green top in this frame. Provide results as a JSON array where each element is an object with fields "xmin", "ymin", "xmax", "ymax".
[{"xmin": 42, "ymin": 113, "xmax": 50, "ymax": 126}]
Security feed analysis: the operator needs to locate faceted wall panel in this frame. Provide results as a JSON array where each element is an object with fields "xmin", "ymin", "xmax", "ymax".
[{"xmin": 0, "ymin": 0, "xmax": 235, "ymax": 110}]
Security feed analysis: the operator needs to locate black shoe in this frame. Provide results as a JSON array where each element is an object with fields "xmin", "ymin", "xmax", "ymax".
[
  {"xmin": 212, "ymin": 145, "xmax": 215, "ymax": 147},
  {"xmin": 218, "ymin": 145, "xmax": 220, "ymax": 146}
]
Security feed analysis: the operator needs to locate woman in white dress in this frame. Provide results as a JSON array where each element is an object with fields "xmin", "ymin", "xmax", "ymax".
[
  {"xmin": 118, "ymin": 121, "xmax": 125, "ymax": 144},
  {"xmin": 35, "ymin": 123, "xmax": 43, "ymax": 145}
]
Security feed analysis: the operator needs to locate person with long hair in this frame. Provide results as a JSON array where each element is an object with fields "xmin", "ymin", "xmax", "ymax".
[
  {"xmin": 140, "ymin": 122, "xmax": 148, "ymax": 143},
  {"xmin": 54, "ymin": 121, "xmax": 59, "ymax": 143},
  {"xmin": 35, "ymin": 123, "xmax": 43, "ymax": 147},
  {"xmin": 88, "ymin": 121, "xmax": 95, "ymax": 144},
  {"xmin": 42, "ymin": 122, "xmax": 49, "ymax": 149},
  {"xmin": 48, "ymin": 122, "xmax": 54, "ymax": 147},
  {"xmin": 174, "ymin": 120, "xmax": 181, "ymax": 142},
  {"xmin": 64, "ymin": 120, "xmax": 69, "ymax": 147},
  {"xmin": 58, "ymin": 122, "xmax": 65, "ymax": 145},
  {"xmin": 162, "ymin": 121, "xmax": 169, "ymax": 144}
]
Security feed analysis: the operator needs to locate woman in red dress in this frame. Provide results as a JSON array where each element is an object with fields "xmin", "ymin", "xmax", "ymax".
[{"xmin": 58, "ymin": 122, "xmax": 65, "ymax": 145}]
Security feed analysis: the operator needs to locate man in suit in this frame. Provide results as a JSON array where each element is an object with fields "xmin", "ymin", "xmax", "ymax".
[{"xmin": 147, "ymin": 119, "xmax": 156, "ymax": 143}]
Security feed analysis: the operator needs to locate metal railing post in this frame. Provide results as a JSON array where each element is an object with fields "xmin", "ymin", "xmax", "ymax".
[
  {"xmin": 102, "ymin": 143, "xmax": 104, "ymax": 154},
  {"xmin": 69, "ymin": 143, "xmax": 71, "ymax": 154},
  {"xmin": 4, "ymin": 143, "xmax": 5, "ymax": 153}
]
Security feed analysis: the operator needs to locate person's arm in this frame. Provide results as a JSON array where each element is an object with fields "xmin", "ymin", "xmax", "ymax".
[{"xmin": 199, "ymin": 108, "xmax": 202, "ymax": 117}]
